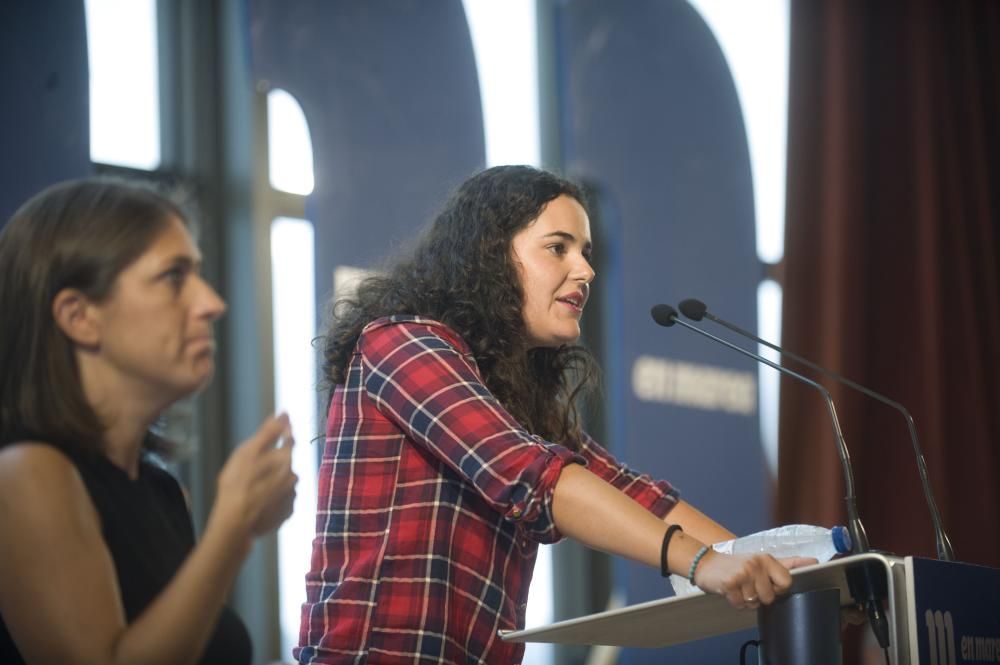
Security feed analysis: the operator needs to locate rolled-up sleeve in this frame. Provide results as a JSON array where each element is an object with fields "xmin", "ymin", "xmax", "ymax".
[
  {"xmin": 575, "ymin": 431, "xmax": 680, "ymax": 519},
  {"xmin": 360, "ymin": 320, "xmax": 583, "ymax": 542}
]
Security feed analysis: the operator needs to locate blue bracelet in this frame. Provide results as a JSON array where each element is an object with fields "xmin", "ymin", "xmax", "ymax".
[{"xmin": 688, "ymin": 545, "xmax": 710, "ymax": 584}]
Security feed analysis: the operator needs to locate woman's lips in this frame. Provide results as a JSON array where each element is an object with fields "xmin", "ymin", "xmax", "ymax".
[{"xmin": 556, "ymin": 296, "xmax": 584, "ymax": 313}]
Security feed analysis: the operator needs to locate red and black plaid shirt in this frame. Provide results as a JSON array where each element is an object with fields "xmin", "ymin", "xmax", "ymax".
[{"xmin": 295, "ymin": 317, "xmax": 679, "ymax": 664}]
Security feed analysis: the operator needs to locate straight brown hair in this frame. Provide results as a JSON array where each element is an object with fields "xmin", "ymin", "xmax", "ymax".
[{"xmin": 0, "ymin": 179, "xmax": 185, "ymax": 456}]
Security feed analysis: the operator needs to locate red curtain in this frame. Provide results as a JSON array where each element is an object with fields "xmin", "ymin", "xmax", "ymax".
[
  {"xmin": 780, "ymin": 5, "xmax": 1000, "ymax": 658},
  {"xmin": 779, "ymin": 0, "xmax": 1000, "ymax": 570}
]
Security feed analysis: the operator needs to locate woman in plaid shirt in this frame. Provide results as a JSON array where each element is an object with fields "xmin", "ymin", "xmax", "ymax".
[{"xmin": 296, "ymin": 166, "xmax": 807, "ymax": 664}]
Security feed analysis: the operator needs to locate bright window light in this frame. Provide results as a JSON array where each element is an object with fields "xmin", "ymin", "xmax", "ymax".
[
  {"xmin": 271, "ymin": 217, "xmax": 318, "ymax": 659},
  {"xmin": 84, "ymin": 0, "xmax": 160, "ymax": 169},
  {"xmin": 757, "ymin": 279, "xmax": 783, "ymax": 478},
  {"xmin": 689, "ymin": 0, "xmax": 790, "ymax": 481},
  {"xmin": 267, "ymin": 89, "xmax": 315, "ymax": 195},
  {"xmin": 687, "ymin": 0, "xmax": 790, "ymax": 264},
  {"xmin": 462, "ymin": 0, "xmax": 541, "ymax": 167}
]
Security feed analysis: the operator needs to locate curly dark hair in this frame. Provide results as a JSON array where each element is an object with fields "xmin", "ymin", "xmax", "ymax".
[{"xmin": 322, "ymin": 165, "xmax": 599, "ymax": 446}]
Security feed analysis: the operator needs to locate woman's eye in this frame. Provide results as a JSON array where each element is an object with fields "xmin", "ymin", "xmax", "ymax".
[
  {"xmin": 163, "ymin": 267, "xmax": 187, "ymax": 289},
  {"xmin": 547, "ymin": 243, "xmax": 566, "ymax": 255}
]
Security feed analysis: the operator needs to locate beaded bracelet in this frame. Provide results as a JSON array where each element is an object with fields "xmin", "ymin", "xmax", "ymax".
[
  {"xmin": 687, "ymin": 545, "xmax": 710, "ymax": 584},
  {"xmin": 659, "ymin": 524, "xmax": 683, "ymax": 578}
]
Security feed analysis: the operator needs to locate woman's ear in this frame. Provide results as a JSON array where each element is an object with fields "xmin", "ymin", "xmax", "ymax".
[{"xmin": 51, "ymin": 288, "xmax": 101, "ymax": 348}]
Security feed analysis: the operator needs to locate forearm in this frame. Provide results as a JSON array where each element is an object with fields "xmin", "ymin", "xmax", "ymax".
[
  {"xmin": 551, "ymin": 464, "xmax": 708, "ymax": 575},
  {"xmin": 551, "ymin": 465, "xmax": 801, "ymax": 609},
  {"xmin": 113, "ymin": 417, "xmax": 292, "ymax": 664},
  {"xmin": 111, "ymin": 511, "xmax": 251, "ymax": 665},
  {"xmin": 665, "ymin": 500, "xmax": 736, "ymax": 545}
]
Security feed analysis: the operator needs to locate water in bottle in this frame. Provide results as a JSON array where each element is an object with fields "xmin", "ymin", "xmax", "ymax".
[{"xmin": 669, "ymin": 524, "xmax": 851, "ymax": 596}]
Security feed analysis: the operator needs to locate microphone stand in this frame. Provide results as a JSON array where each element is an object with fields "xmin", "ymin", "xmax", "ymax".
[
  {"xmin": 651, "ymin": 305, "xmax": 870, "ymax": 555},
  {"xmin": 677, "ymin": 298, "xmax": 954, "ymax": 562},
  {"xmin": 651, "ymin": 305, "xmax": 891, "ymax": 650}
]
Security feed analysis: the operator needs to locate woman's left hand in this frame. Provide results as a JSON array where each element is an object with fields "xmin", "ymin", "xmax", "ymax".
[{"xmin": 693, "ymin": 552, "xmax": 816, "ymax": 609}]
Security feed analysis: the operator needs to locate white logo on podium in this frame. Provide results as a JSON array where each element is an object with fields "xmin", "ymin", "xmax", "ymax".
[{"xmin": 925, "ymin": 609, "xmax": 956, "ymax": 665}]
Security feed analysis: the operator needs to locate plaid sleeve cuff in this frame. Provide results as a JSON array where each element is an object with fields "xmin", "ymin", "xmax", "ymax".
[{"xmin": 504, "ymin": 442, "xmax": 584, "ymax": 544}]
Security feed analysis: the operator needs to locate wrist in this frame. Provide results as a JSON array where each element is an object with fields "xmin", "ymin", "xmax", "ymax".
[
  {"xmin": 660, "ymin": 524, "xmax": 684, "ymax": 577},
  {"xmin": 205, "ymin": 502, "xmax": 254, "ymax": 560},
  {"xmin": 665, "ymin": 532, "xmax": 708, "ymax": 577},
  {"xmin": 688, "ymin": 545, "xmax": 712, "ymax": 586}
]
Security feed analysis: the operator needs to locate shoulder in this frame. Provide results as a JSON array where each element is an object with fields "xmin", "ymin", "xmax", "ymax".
[
  {"xmin": 360, "ymin": 315, "xmax": 474, "ymax": 357},
  {"xmin": 567, "ymin": 429, "xmax": 599, "ymax": 457},
  {"xmin": 0, "ymin": 440, "xmax": 83, "ymax": 485},
  {"xmin": 357, "ymin": 316, "xmax": 487, "ymax": 391},
  {"xmin": 0, "ymin": 441, "xmax": 97, "ymax": 527},
  {"xmin": 571, "ymin": 430, "xmax": 618, "ymax": 466}
]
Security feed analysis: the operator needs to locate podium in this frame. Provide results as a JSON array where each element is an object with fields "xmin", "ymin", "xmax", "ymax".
[{"xmin": 500, "ymin": 553, "xmax": 1000, "ymax": 664}]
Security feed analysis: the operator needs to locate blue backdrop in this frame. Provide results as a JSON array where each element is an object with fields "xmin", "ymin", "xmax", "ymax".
[{"xmin": 0, "ymin": 0, "xmax": 90, "ymax": 224}]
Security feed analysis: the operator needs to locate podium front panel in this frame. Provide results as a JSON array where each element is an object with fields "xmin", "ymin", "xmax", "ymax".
[{"xmin": 905, "ymin": 557, "xmax": 1000, "ymax": 665}]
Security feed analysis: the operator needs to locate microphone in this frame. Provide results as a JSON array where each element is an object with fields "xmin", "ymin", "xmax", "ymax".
[
  {"xmin": 677, "ymin": 298, "xmax": 954, "ymax": 562},
  {"xmin": 652, "ymin": 304, "xmax": 890, "ymax": 650},
  {"xmin": 650, "ymin": 305, "xmax": 869, "ymax": 554}
]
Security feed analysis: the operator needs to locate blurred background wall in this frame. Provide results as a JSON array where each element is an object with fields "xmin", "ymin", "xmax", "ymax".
[{"xmin": 1, "ymin": 1, "xmax": 997, "ymax": 663}]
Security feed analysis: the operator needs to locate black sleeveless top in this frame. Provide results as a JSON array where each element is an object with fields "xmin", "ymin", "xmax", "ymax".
[{"xmin": 0, "ymin": 443, "xmax": 252, "ymax": 664}]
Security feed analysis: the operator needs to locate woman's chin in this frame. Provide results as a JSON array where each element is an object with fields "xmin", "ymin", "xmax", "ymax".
[
  {"xmin": 174, "ymin": 365, "xmax": 216, "ymax": 400},
  {"xmin": 528, "ymin": 331, "xmax": 581, "ymax": 349}
]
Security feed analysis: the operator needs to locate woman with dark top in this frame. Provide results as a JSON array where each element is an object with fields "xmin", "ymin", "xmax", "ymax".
[
  {"xmin": 0, "ymin": 180, "xmax": 297, "ymax": 664},
  {"xmin": 296, "ymin": 165, "xmax": 812, "ymax": 663}
]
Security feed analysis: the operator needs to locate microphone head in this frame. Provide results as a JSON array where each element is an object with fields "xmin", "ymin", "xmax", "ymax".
[
  {"xmin": 650, "ymin": 304, "xmax": 678, "ymax": 327},
  {"xmin": 678, "ymin": 298, "xmax": 708, "ymax": 321}
]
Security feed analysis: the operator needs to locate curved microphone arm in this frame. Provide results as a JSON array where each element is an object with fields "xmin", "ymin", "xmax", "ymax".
[
  {"xmin": 651, "ymin": 305, "xmax": 870, "ymax": 555},
  {"xmin": 679, "ymin": 298, "xmax": 954, "ymax": 561}
]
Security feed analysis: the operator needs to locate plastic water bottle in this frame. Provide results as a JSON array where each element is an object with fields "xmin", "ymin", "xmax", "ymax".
[{"xmin": 669, "ymin": 524, "xmax": 852, "ymax": 596}]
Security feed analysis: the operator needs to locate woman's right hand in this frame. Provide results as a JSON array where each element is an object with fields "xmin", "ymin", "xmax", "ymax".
[{"xmin": 213, "ymin": 413, "xmax": 298, "ymax": 543}]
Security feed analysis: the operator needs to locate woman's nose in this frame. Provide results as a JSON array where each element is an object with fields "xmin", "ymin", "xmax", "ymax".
[
  {"xmin": 575, "ymin": 258, "xmax": 596, "ymax": 284},
  {"xmin": 195, "ymin": 277, "xmax": 227, "ymax": 320}
]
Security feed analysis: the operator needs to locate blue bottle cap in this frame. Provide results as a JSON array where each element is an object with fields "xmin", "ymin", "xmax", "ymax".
[{"xmin": 831, "ymin": 525, "xmax": 852, "ymax": 554}]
